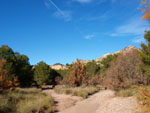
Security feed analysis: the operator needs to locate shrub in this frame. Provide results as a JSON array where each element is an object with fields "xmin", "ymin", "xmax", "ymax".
[
  {"xmin": 88, "ymin": 75, "xmax": 104, "ymax": 86},
  {"xmin": 65, "ymin": 89, "xmax": 72, "ymax": 94},
  {"xmin": 103, "ymin": 50, "xmax": 146, "ymax": 90},
  {"xmin": 136, "ymin": 86, "xmax": 150, "ymax": 113},
  {"xmin": 86, "ymin": 61, "xmax": 101, "ymax": 77},
  {"xmin": 61, "ymin": 59, "xmax": 89, "ymax": 86},
  {"xmin": 100, "ymin": 54, "xmax": 118, "ymax": 73},
  {"xmin": 54, "ymin": 85, "xmax": 100, "ymax": 99},
  {"xmin": 115, "ymin": 86, "xmax": 138, "ymax": 97},
  {"xmin": 0, "ymin": 88, "xmax": 54, "ymax": 113}
]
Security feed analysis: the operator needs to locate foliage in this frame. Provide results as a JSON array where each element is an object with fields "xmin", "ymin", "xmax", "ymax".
[
  {"xmin": 88, "ymin": 75, "xmax": 104, "ymax": 86},
  {"xmin": 0, "ymin": 45, "xmax": 33, "ymax": 87},
  {"xmin": 86, "ymin": 61, "xmax": 101, "ymax": 77},
  {"xmin": 15, "ymin": 54, "xmax": 33, "ymax": 87},
  {"xmin": 0, "ymin": 88, "xmax": 54, "ymax": 113},
  {"xmin": 141, "ymin": 0, "xmax": 150, "ymax": 21},
  {"xmin": 100, "ymin": 54, "xmax": 118, "ymax": 73},
  {"xmin": 103, "ymin": 50, "xmax": 145, "ymax": 90},
  {"xmin": 61, "ymin": 59, "xmax": 89, "ymax": 86},
  {"xmin": 0, "ymin": 45, "xmax": 17, "ymax": 80},
  {"xmin": 34, "ymin": 61, "xmax": 52, "ymax": 86},
  {"xmin": 50, "ymin": 69, "xmax": 61, "ymax": 85},
  {"xmin": 34, "ymin": 61, "xmax": 60, "ymax": 86},
  {"xmin": 138, "ymin": 31, "xmax": 150, "ymax": 85},
  {"xmin": 0, "ymin": 59, "xmax": 19, "ymax": 89},
  {"xmin": 53, "ymin": 63, "xmax": 63, "ymax": 66},
  {"xmin": 56, "ymin": 69, "xmax": 70, "ymax": 77}
]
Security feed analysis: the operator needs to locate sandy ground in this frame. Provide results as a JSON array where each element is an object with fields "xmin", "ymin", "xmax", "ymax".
[
  {"xmin": 44, "ymin": 90, "xmax": 83, "ymax": 112},
  {"xmin": 44, "ymin": 90, "xmax": 138, "ymax": 113}
]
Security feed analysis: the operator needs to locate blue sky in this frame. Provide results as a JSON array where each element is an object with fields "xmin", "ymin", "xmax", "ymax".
[{"xmin": 0, "ymin": 0, "xmax": 149, "ymax": 65}]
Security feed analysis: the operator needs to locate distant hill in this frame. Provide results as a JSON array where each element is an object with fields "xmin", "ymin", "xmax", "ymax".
[
  {"xmin": 50, "ymin": 46, "xmax": 138, "ymax": 70},
  {"xmin": 79, "ymin": 46, "xmax": 138, "ymax": 64},
  {"xmin": 51, "ymin": 64, "xmax": 68, "ymax": 70}
]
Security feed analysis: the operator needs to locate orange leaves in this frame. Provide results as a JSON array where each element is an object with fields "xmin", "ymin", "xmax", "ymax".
[
  {"xmin": 61, "ymin": 59, "xmax": 89, "ymax": 86},
  {"xmin": 0, "ymin": 59, "xmax": 9, "ymax": 88},
  {"xmin": 13, "ymin": 76, "xmax": 20, "ymax": 87},
  {"xmin": 142, "ymin": 9, "xmax": 150, "ymax": 20},
  {"xmin": 141, "ymin": 0, "xmax": 150, "ymax": 21},
  {"xmin": 0, "ymin": 59, "xmax": 19, "ymax": 89}
]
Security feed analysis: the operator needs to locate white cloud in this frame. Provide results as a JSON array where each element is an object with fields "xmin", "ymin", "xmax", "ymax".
[
  {"xmin": 44, "ymin": 0, "xmax": 72, "ymax": 21},
  {"xmin": 73, "ymin": 0, "xmax": 92, "ymax": 4},
  {"xmin": 72, "ymin": 0, "xmax": 112, "ymax": 4},
  {"xmin": 53, "ymin": 10, "xmax": 72, "ymax": 21},
  {"xmin": 108, "ymin": 16, "xmax": 150, "ymax": 44},
  {"xmin": 87, "ymin": 10, "xmax": 111, "ymax": 21},
  {"xmin": 110, "ymin": 17, "xmax": 148, "ymax": 37},
  {"xmin": 84, "ymin": 34, "xmax": 95, "ymax": 39},
  {"xmin": 132, "ymin": 36, "xmax": 144, "ymax": 43}
]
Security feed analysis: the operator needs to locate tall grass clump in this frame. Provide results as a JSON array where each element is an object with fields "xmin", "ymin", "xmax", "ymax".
[
  {"xmin": 115, "ymin": 85, "xmax": 139, "ymax": 97},
  {"xmin": 54, "ymin": 85, "xmax": 100, "ymax": 99},
  {"xmin": 0, "ymin": 88, "xmax": 54, "ymax": 113}
]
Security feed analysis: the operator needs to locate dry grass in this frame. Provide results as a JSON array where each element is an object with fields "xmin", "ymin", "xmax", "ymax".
[
  {"xmin": 54, "ymin": 85, "xmax": 101, "ymax": 99},
  {"xmin": 136, "ymin": 86, "xmax": 150, "ymax": 113},
  {"xmin": 116, "ymin": 85, "xmax": 150, "ymax": 113},
  {"xmin": 115, "ymin": 85, "xmax": 139, "ymax": 97},
  {"xmin": 0, "ymin": 88, "xmax": 54, "ymax": 113}
]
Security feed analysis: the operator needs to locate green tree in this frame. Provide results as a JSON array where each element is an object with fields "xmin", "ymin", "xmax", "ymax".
[
  {"xmin": 0, "ymin": 45, "xmax": 33, "ymax": 87},
  {"xmin": 86, "ymin": 61, "xmax": 100, "ymax": 77},
  {"xmin": 139, "ymin": 31, "xmax": 150, "ymax": 81},
  {"xmin": 34, "ymin": 61, "xmax": 51, "ymax": 86},
  {"xmin": 15, "ymin": 54, "xmax": 33, "ymax": 87},
  {"xmin": 139, "ymin": 0, "xmax": 150, "ymax": 84},
  {"xmin": 100, "ymin": 54, "xmax": 118, "ymax": 73},
  {"xmin": 0, "ymin": 45, "xmax": 16, "ymax": 80}
]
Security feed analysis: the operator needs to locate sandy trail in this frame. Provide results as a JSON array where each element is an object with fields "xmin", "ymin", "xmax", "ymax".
[
  {"xmin": 44, "ymin": 90, "xmax": 83, "ymax": 112},
  {"xmin": 44, "ymin": 90, "xmax": 138, "ymax": 113}
]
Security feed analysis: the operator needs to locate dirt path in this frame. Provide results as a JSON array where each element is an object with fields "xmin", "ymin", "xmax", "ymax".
[
  {"xmin": 44, "ymin": 90, "xmax": 83, "ymax": 112},
  {"xmin": 44, "ymin": 90, "xmax": 138, "ymax": 113}
]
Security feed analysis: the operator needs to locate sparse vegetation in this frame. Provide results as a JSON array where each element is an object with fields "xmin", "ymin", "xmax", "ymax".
[
  {"xmin": 116, "ymin": 85, "xmax": 150, "ymax": 113},
  {"xmin": 54, "ymin": 85, "xmax": 101, "ymax": 99},
  {"xmin": 0, "ymin": 88, "xmax": 54, "ymax": 113},
  {"xmin": 136, "ymin": 86, "xmax": 150, "ymax": 113},
  {"xmin": 115, "ymin": 85, "xmax": 140, "ymax": 97}
]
